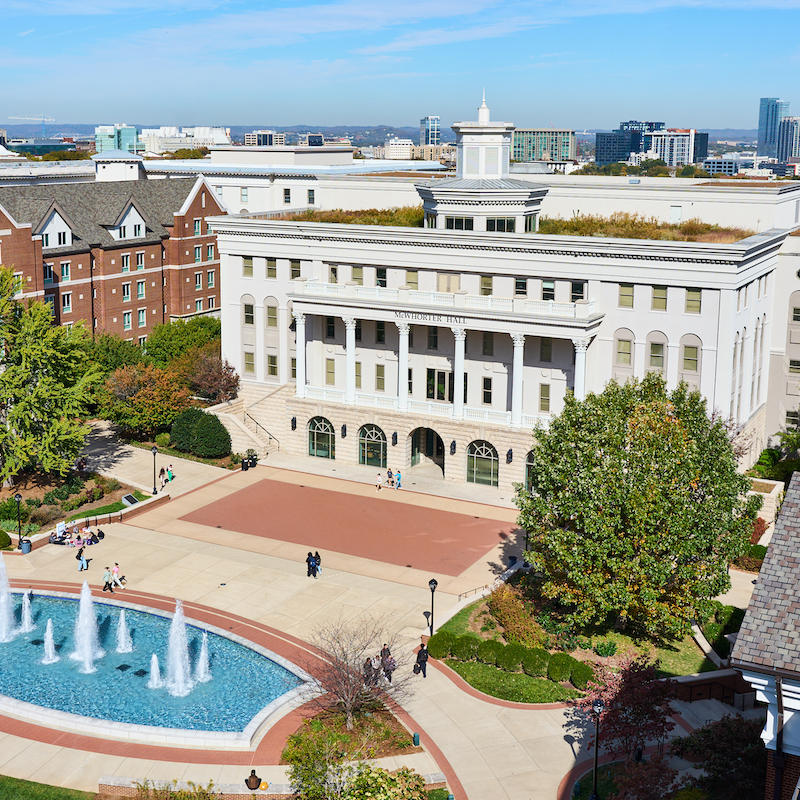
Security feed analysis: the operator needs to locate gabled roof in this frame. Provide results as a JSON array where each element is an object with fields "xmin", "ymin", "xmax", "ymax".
[
  {"xmin": 732, "ymin": 472, "xmax": 800, "ymax": 674},
  {"xmin": 0, "ymin": 178, "xmax": 200, "ymax": 252}
]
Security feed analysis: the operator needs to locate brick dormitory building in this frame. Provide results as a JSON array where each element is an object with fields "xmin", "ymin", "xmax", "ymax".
[{"xmin": 0, "ymin": 151, "xmax": 225, "ymax": 340}]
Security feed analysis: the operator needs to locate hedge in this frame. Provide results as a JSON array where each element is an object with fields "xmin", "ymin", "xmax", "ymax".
[
  {"xmin": 476, "ymin": 639, "xmax": 504, "ymax": 665},
  {"xmin": 170, "ymin": 408, "xmax": 206, "ymax": 452},
  {"xmin": 496, "ymin": 643, "xmax": 527, "ymax": 673},
  {"xmin": 548, "ymin": 653, "xmax": 576, "ymax": 683},
  {"xmin": 570, "ymin": 661, "xmax": 595, "ymax": 690},
  {"xmin": 0, "ymin": 530, "xmax": 9, "ymax": 548},
  {"xmin": 450, "ymin": 635, "xmax": 479, "ymax": 662},
  {"xmin": 190, "ymin": 413, "xmax": 232, "ymax": 458},
  {"xmin": 522, "ymin": 648, "xmax": 550, "ymax": 678},
  {"xmin": 427, "ymin": 630, "xmax": 456, "ymax": 659}
]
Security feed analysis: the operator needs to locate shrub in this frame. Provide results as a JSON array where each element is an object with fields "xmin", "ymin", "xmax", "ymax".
[
  {"xmin": 450, "ymin": 635, "xmax": 479, "ymax": 662},
  {"xmin": 0, "ymin": 530, "xmax": 10, "ymax": 549},
  {"xmin": 0, "ymin": 519, "xmax": 20, "ymax": 532},
  {"xmin": 107, "ymin": 478, "xmax": 121, "ymax": 492},
  {"xmin": 570, "ymin": 660, "xmax": 595, "ymax": 690},
  {"xmin": 230, "ymin": 452, "xmax": 243, "ymax": 465},
  {"xmin": 593, "ymin": 639, "xmax": 618, "ymax": 658},
  {"xmin": 487, "ymin": 584, "xmax": 548, "ymax": 648},
  {"xmin": 476, "ymin": 639, "xmax": 504, "ymax": 665},
  {"xmin": 0, "ymin": 498, "xmax": 30, "ymax": 523},
  {"xmin": 496, "ymin": 643, "xmax": 527, "ymax": 672},
  {"xmin": 30, "ymin": 506, "xmax": 61, "ymax": 526},
  {"xmin": 750, "ymin": 517, "xmax": 767, "ymax": 544},
  {"xmin": 65, "ymin": 475, "xmax": 84, "ymax": 494},
  {"xmin": 62, "ymin": 495, "xmax": 87, "ymax": 512},
  {"xmin": 749, "ymin": 544, "xmax": 767, "ymax": 561},
  {"xmin": 190, "ymin": 413, "xmax": 231, "ymax": 458},
  {"xmin": 170, "ymin": 407, "xmax": 206, "ymax": 451},
  {"xmin": 155, "ymin": 432, "xmax": 171, "ymax": 449},
  {"xmin": 548, "ymin": 653, "xmax": 576, "ymax": 683},
  {"xmin": 53, "ymin": 485, "xmax": 70, "ymax": 501},
  {"xmin": 42, "ymin": 490, "xmax": 59, "ymax": 506},
  {"xmin": 521, "ymin": 648, "xmax": 550, "ymax": 677},
  {"xmin": 22, "ymin": 523, "xmax": 39, "ymax": 535},
  {"xmin": 91, "ymin": 486, "xmax": 105, "ymax": 502},
  {"xmin": 25, "ymin": 497, "xmax": 41, "ymax": 508},
  {"xmin": 426, "ymin": 630, "xmax": 456, "ymax": 659}
]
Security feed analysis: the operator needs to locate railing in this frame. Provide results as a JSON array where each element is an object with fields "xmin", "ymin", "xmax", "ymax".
[
  {"xmin": 306, "ymin": 387, "xmax": 346, "ymax": 403},
  {"xmin": 244, "ymin": 412, "xmax": 281, "ymax": 450}
]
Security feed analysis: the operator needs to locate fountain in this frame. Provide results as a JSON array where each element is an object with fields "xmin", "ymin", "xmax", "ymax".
[
  {"xmin": 116, "ymin": 610, "xmax": 133, "ymax": 653},
  {"xmin": 19, "ymin": 590, "xmax": 35, "ymax": 634},
  {"xmin": 195, "ymin": 631, "xmax": 211, "ymax": 683},
  {"xmin": 165, "ymin": 600, "xmax": 194, "ymax": 697},
  {"xmin": 41, "ymin": 619, "xmax": 59, "ymax": 664},
  {"xmin": 0, "ymin": 555, "xmax": 15, "ymax": 643},
  {"xmin": 70, "ymin": 581, "xmax": 104, "ymax": 673},
  {"xmin": 147, "ymin": 654, "xmax": 163, "ymax": 689}
]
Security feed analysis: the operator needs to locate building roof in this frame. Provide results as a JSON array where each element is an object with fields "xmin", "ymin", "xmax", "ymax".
[
  {"xmin": 732, "ymin": 472, "xmax": 800, "ymax": 674},
  {"xmin": 91, "ymin": 150, "xmax": 144, "ymax": 162},
  {"xmin": 0, "ymin": 178, "xmax": 199, "ymax": 252},
  {"xmin": 419, "ymin": 177, "xmax": 545, "ymax": 191}
]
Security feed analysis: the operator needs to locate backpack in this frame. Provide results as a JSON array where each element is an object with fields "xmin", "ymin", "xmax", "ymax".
[{"xmin": 75, "ymin": 551, "xmax": 81, "ymax": 560}]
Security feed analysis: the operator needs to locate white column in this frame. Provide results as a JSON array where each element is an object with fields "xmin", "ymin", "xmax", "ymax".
[
  {"xmin": 293, "ymin": 312, "xmax": 306, "ymax": 398},
  {"xmin": 511, "ymin": 333, "xmax": 525, "ymax": 426},
  {"xmin": 397, "ymin": 322, "xmax": 410, "ymax": 412},
  {"xmin": 278, "ymin": 306, "xmax": 289, "ymax": 385},
  {"xmin": 572, "ymin": 338, "xmax": 590, "ymax": 401},
  {"xmin": 344, "ymin": 316, "xmax": 356, "ymax": 404},
  {"xmin": 452, "ymin": 327, "xmax": 466, "ymax": 419}
]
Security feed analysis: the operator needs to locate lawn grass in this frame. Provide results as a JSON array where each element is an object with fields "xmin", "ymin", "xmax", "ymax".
[
  {"xmin": 0, "ymin": 776, "xmax": 93, "ymax": 800},
  {"xmin": 439, "ymin": 599, "xmax": 483, "ymax": 638},
  {"xmin": 445, "ymin": 660, "xmax": 581, "ymax": 703},
  {"xmin": 67, "ymin": 490, "xmax": 149, "ymax": 522}
]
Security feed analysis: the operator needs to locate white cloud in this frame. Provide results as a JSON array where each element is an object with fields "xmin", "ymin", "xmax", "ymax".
[{"xmin": 17, "ymin": 28, "xmax": 34, "ymax": 35}]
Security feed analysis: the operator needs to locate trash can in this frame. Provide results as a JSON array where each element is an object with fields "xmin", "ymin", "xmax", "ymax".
[
  {"xmin": 20, "ymin": 539, "xmax": 32, "ymax": 554},
  {"xmin": 508, "ymin": 555, "xmax": 518, "ymax": 566},
  {"xmin": 242, "ymin": 460, "xmax": 249, "ymax": 471},
  {"xmin": 249, "ymin": 456, "xmax": 258, "ymax": 468}
]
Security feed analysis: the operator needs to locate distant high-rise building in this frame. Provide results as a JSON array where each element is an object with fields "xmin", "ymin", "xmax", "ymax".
[
  {"xmin": 595, "ymin": 121, "xmax": 665, "ymax": 166},
  {"xmin": 777, "ymin": 117, "xmax": 800, "ymax": 163},
  {"xmin": 94, "ymin": 124, "xmax": 140, "ymax": 154},
  {"xmin": 385, "ymin": 137, "xmax": 414, "ymax": 160},
  {"xmin": 420, "ymin": 116, "xmax": 441, "ymax": 146},
  {"xmin": 512, "ymin": 129, "xmax": 576, "ymax": 162},
  {"xmin": 758, "ymin": 98, "xmax": 789, "ymax": 158},
  {"xmin": 619, "ymin": 120, "xmax": 665, "ymax": 134},
  {"xmin": 244, "ymin": 130, "xmax": 285, "ymax": 147},
  {"xmin": 645, "ymin": 129, "xmax": 707, "ymax": 167}
]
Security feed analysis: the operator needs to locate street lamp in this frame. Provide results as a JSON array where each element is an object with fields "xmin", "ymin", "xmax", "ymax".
[
  {"xmin": 428, "ymin": 578, "xmax": 438, "ymax": 637},
  {"xmin": 14, "ymin": 493, "xmax": 22, "ymax": 549},
  {"xmin": 589, "ymin": 698, "xmax": 605, "ymax": 800},
  {"xmin": 151, "ymin": 446, "xmax": 158, "ymax": 495}
]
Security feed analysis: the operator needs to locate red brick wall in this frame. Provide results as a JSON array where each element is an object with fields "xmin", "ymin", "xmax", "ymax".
[
  {"xmin": 0, "ymin": 209, "xmax": 43, "ymax": 298},
  {"xmin": 765, "ymin": 751, "xmax": 800, "ymax": 800}
]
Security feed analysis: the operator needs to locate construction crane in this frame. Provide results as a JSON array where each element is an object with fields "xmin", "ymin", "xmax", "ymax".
[{"xmin": 9, "ymin": 114, "xmax": 56, "ymax": 137}]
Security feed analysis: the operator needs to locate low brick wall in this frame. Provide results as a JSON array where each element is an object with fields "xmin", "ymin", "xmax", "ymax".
[{"xmin": 673, "ymin": 668, "xmax": 753, "ymax": 706}]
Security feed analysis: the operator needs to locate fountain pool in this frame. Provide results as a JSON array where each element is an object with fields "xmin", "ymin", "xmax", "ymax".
[{"xmin": 0, "ymin": 589, "xmax": 310, "ymax": 748}]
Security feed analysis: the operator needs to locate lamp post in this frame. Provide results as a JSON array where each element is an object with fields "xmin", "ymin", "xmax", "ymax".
[
  {"xmin": 589, "ymin": 698, "xmax": 605, "ymax": 800},
  {"xmin": 151, "ymin": 446, "xmax": 158, "ymax": 495},
  {"xmin": 14, "ymin": 493, "xmax": 22, "ymax": 549},
  {"xmin": 428, "ymin": 578, "xmax": 438, "ymax": 637}
]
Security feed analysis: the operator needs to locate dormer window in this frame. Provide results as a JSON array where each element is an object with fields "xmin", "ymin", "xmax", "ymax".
[
  {"xmin": 119, "ymin": 226, "xmax": 127, "ymax": 239},
  {"xmin": 57, "ymin": 231, "xmax": 69, "ymax": 246},
  {"xmin": 42, "ymin": 234, "xmax": 50, "ymax": 248},
  {"xmin": 134, "ymin": 224, "xmax": 142, "ymax": 237}
]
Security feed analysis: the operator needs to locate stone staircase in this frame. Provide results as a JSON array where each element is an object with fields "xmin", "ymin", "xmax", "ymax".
[{"xmin": 208, "ymin": 397, "xmax": 277, "ymax": 460}]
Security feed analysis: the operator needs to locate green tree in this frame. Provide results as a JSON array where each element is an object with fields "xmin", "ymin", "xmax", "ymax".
[
  {"xmin": 90, "ymin": 332, "xmax": 146, "ymax": 374},
  {"xmin": 144, "ymin": 317, "xmax": 221, "ymax": 368},
  {"xmin": 515, "ymin": 373, "xmax": 759, "ymax": 639}
]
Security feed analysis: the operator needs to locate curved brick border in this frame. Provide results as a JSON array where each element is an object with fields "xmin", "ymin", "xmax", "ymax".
[{"xmin": 5, "ymin": 580, "xmax": 467, "ymax": 799}]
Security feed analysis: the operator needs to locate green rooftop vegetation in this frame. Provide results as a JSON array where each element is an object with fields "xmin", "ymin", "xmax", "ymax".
[{"xmin": 280, "ymin": 206, "xmax": 424, "ymax": 227}]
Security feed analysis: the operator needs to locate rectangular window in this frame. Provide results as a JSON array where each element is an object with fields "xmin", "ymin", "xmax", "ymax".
[
  {"xmin": 195, "ymin": 299, "xmax": 202, "ymax": 313},
  {"xmin": 308, "ymin": 189, "xmax": 315, "ymax": 205},
  {"xmin": 267, "ymin": 306, "xmax": 277, "ymax": 327},
  {"xmin": 616, "ymin": 339, "xmax": 632, "ymax": 366},
  {"xmin": 408, "ymin": 368, "xmax": 413, "ymax": 395},
  {"xmin": 652, "ymin": 286, "xmax": 667, "ymax": 310},
  {"xmin": 243, "ymin": 303, "xmax": 254, "ymax": 325},
  {"xmin": 207, "ymin": 244, "xmax": 214, "ymax": 261},
  {"xmin": 62, "ymin": 293, "xmax": 72, "ymax": 313},
  {"xmin": 787, "ymin": 411, "xmax": 799, "ymax": 427},
  {"xmin": 325, "ymin": 358, "xmax": 335, "ymax": 385},
  {"xmin": 355, "ymin": 362, "xmax": 361, "ymax": 389},
  {"xmin": 376, "ymin": 321, "xmax": 385, "ymax": 344},
  {"xmin": 43, "ymin": 264, "xmax": 54, "ymax": 284},
  {"xmin": 122, "ymin": 282, "xmax": 131, "ymax": 302},
  {"xmin": 352, "ymin": 266, "xmax": 363, "ymax": 285},
  {"xmin": 329, "ymin": 266, "xmax": 338, "ymax": 283},
  {"xmin": 355, "ymin": 320, "xmax": 362, "ymax": 342},
  {"xmin": 123, "ymin": 311, "xmax": 131, "ymax": 330},
  {"xmin": 137, "ymin": 280, "xmax": 145, "ymax": 299},
  {"xmin": 284, "ymin": 188, "xmax": 291, "ymax": 204},
  {"xmin": 570, "ymin": 281, "xmax": 585, "ymax": 303},
  {"xmin": 267, "ymin": 258, "xmax": 277, "ymax": 278},
  {"xmin": 486, "ymin": 217, "xmax": 515, "ymax": 232},
  {"xmin": 427, "ymin": 369, "xmax": 435, "ymax": 399},
  {"xmin": 539, "ymin": 383, "xmax": 551, "ymax": 412},
  {"xmin": 267, "ymin": 355, "xmax": 278, "ymax": 376},
  {"xmin": 194, "ymin": 219, "xmax": 201, "ymax": 236},
  {"xmin": 244, "ymin": 351, "xmax": 255, "ymax": 373},
  {"xmin": 138, "ymin": 309, "xmax": 146, "ymax": 327},
  {"xmin": 60, "ymin": 261, "xmax": 70, "ymax": 281},
  {"xmin": 133, "ymin": 224, "xmax": 142, "ymax": 237},
  {"xmin": 207, "ymin": 270, "xmax": 214, "ymax": 288},
  {"xmin": 208, "ymin": 296, "xmax": 215, "ymax": 309},
  {"xmin": 243, "ymin": 256, "xmax": 253, "ymax": 277},
  {"xmin": 58, "ymin": 231, "xmax": 68, "ymax": 245},
  {"xmin": 790, "ymin": 360, "xmax": 800, "ymax": 375},
  {"xmin": 12, "ymin": 273, "xmax": 23, "ymax": 296},
  {"xmin": 136, "ymin": 252, "xmax": 144, "ymax": 270},
  {"xmin": 445, "ymin": 216, "xmax": 474, "ymax": 230},
  {"xmin": 406, "ymin": 270, "xmax": 418, "ymax": 290},
  {"xmin": 482, "ymin": 331, "xmax": 494, "ymax": 356},
  {"xmin": 540, "ymin": 337, "xmax": 552, "ymax": 363},
  {"xmin": 683, "ymin": 345, "xmax": 699, "ymax": 372},
  {"xmin": 428, "ymin": 326, "xmax": 438, "ymax": 350},
  {"xmin": 686, "ymin": 288, "xmax": 702, "ymax": 314},
  {"xmin": 650, "ymin": 342, "xmax": 664, "ymax": 369},
  {"xmin": 42, "ymin": 233, "xmax": 50, "ymax": 248},
  {"xmin": 326, "ymin": 316, "xmax": 335, "ymax": 339},
  {"xmin": 44, "ymin": 295, "xmax": 55, "ymax": 315},
  {"xmin": 376, "ymin": 268, "xmax": 387, "ymax": 288},
  {"xmin": 121, "ymin": 254, "xmax": 130, "ymax": 272},
  {"xmin": 619, "ymin": 283, "xmax": 634, "ymax": 308},
  {"xmin": 291, "ymin": 358, "xmax": 297, "ymax": 379},
  {"xmin": 195, "ymin": 272, "xmax": 202, "ymax": 289},
  {"xmin": 194, "ymin": 246, "xmax": 202, "ymax": 263},
  {"xmin": 542, "ymin": 280, "xmax": 555, "ymax": 301},
  {"xmin": 290, "ymin": 260, "xmax": 301, "ymax": 279},
  {"xmin": 482, "ymin": 377, "xmax": 492, "ymax": 405},
  {"xmin": 515, "ymin": 277, "xmax": 527, "ymax": 296},
  {"xmin": 376, "ymin": 364, "xmax": 385, "ymax": 392},
  {"xmin": 480, "ymin": 276, "xmax": 493, "ymax": 296},
  {"xmin": 138, "ymin": 335, "xmax": 147, "ymax": 346},
  {"xmin": 240, "ymin": 187, "xmax": 248, "ymax": 203}
]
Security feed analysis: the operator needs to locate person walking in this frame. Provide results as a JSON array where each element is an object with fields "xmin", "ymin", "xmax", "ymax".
[
  {"xmin": 415, "ymin": 644, "xmax": 429, "ymax": 678},
  {"xmin": 76, "ymin": 546, "xmax": 87, "ymax": 572},
  {"xmin": 111, "ymin": 562, "xmax": 125, "ymax": 589},
  {"xmin": 167, "ymin": 465, "xmax": 174, "ymax": 482},
  {"xmin": 159, "ymin": 467, "xmax": 167, "ymax": 490},
  {"xmin": 314, "ymin": 551, "xmax": 322, "ymax": 575},
  {"xmin": 102, "ymin": 566, "xmax": 115, "ymax": 593},
  {"xmin": 306, "ymin": 552, "xmax": 317, "ymax": 578},
  {"xmin": 395, "ymin": 470, "xmax": 402, "ymax": 490},
  {"xmin": 387, "ymin": 468, "xmax": 394, "ymax": 488},
  {"xmin": 376, "ymin": 473, "xmax": 382, "ymax": 492}
]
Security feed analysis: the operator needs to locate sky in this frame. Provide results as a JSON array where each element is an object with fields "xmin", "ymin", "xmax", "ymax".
[{"xmin": 2, "ymin": 0, "xmax": 800, "ymax": 130}]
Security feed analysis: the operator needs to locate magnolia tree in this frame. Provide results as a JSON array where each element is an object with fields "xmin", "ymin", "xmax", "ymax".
[{"xmin": 516, "ymin": 373, "xmax": 760, "ymax": 639}]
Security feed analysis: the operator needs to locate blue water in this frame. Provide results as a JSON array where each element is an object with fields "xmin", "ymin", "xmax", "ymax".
[{"xmin": 0, "ymin": 594, "xmax": 302, "ymax": 732}]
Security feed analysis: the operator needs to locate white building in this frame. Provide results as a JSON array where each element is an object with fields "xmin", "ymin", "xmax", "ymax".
[
  {"xmin": 646, "ymin": 129, "xmax": 698, "ymax": 167},
  {"xmin": 139, "ymin": 126, "xmax": 231, "ymax": 154},
  {"xmin": 244, "ymin": 131, "xmax": 286, "ymax": 147},
  {"xmin": 385, "ymin": 138, "xmax": 414, "ymax": 160},
  {"xmin": 207, "ymin": 99, "xmax": 800, "ymax": 493}
]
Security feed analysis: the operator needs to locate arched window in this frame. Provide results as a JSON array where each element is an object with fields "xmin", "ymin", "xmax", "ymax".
[
  {"xmin": 525, "ymin": 451, "xmax": 535, "ymax": 492},
  {"xmin": 467, "ymin": 440, "xmax": 498, "ymax": 486},
  {"xmin": 308, "ymin": 416, "xmax": 335, "ymax": 459},
  {"xmin": 359, "ymin": 424, "xmax": 387, "ymax": 468}
]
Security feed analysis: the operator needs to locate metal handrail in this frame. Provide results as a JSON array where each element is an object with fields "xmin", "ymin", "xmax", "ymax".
[{"xmin": 244, "ymin": 413, "xmax": 280, "ymax": 450}]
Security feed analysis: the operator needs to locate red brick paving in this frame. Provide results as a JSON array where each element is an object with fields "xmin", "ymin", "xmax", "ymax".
[{"xmin": 180, "ymin": 478, "xmax": 519, "ymax": 576}]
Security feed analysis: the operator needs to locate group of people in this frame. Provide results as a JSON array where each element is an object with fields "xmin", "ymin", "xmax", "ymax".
[
  {"xmin": 158, "ymin": 465, "xmax": 175, "ymax": 490},
  {"xmin": 364, "ymin": 644, "xmax": 397, "ymax": 685},
  {"xmin": 50, "ymin": 526, "xmax": 103, "ymax": 548},
  {"xmin": 376, "ymin": 468, "xmax": 401, "ymax": 492},
  {"xmin": 102, "ymin": 563, "xmax": 126, "ymax": 593},
  {"xmin": 306, "ymin": 551, "xmax": 322, "ymax": 578}
]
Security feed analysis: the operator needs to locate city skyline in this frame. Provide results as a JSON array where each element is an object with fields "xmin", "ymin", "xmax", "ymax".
[{"xmin": 2, "ymin": 0, "xmax": 800, "ymax": 127}]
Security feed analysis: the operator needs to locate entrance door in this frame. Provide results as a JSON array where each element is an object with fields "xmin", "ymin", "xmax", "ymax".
[{"xmin": 409, "ymin": 428, "xmax": 445, "ymax": 476}]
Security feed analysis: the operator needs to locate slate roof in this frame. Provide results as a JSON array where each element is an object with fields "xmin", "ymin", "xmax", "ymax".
[
  {"xmin": 732, "ymin": 472, "xmax": 800, "ymax": 673},
  {"xmin": 0, "ymin": 178, "xmax": 197, "ymax": 252}
]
